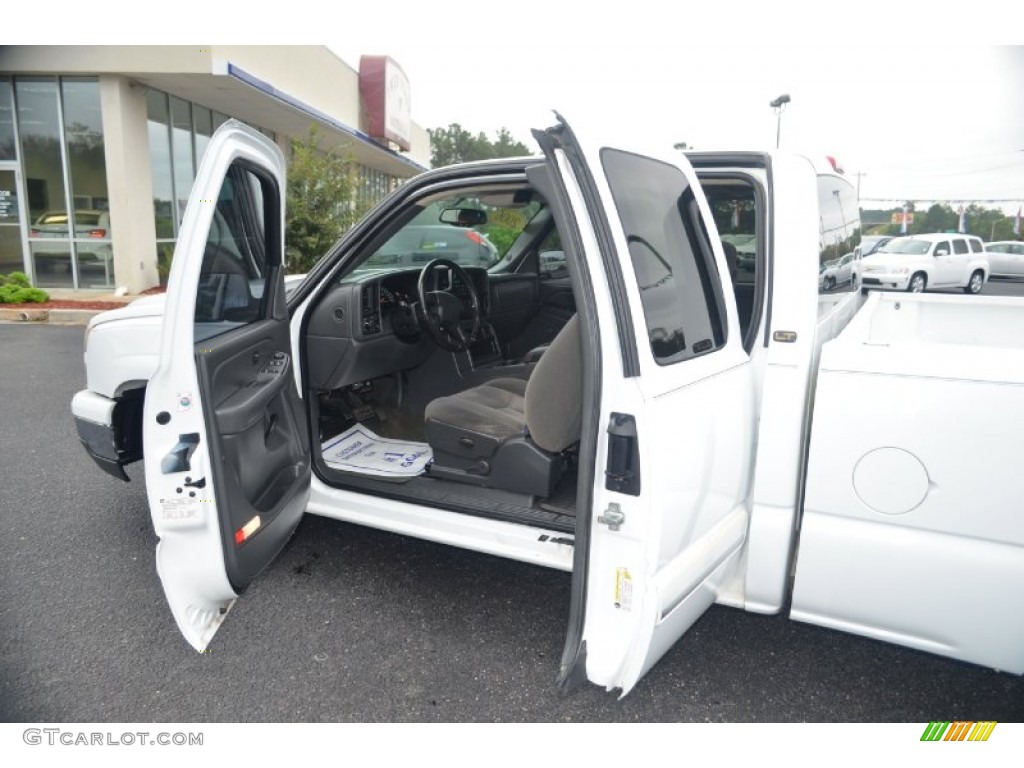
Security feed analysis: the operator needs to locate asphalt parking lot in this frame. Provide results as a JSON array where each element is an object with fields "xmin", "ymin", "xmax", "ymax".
[{"xmin": 1, "ymin": 290, "xmax": 1023, "ymax": 722}]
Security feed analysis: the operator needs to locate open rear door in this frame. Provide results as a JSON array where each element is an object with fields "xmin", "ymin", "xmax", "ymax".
[
  {"xmin": 143, "ymin": 121, "xmax": 311, "ymax": 650},
  {"xmin": 537, "ymin": 119, "xmax": 756, "ymax": 694}
]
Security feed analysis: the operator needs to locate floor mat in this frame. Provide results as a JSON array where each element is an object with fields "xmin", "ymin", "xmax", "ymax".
[{"xmin": 321, "ymin": 424, "xmax": 432, "ymax": 478}]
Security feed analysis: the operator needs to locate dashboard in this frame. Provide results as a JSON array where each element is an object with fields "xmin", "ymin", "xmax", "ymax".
[{"xmin": 304, "ymin": 267, "xmax": 491, "ymax": 391}]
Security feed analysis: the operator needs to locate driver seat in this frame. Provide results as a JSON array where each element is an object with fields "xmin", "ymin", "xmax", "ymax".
[{"xmin": 424, "ymin": 314, "xmax": 582, "ymax": 497}]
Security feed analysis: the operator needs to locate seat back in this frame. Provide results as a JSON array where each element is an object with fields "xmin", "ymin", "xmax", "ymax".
[{"xmin": 524, "ymin": 314, "xmax": 582, "ymax": 453}]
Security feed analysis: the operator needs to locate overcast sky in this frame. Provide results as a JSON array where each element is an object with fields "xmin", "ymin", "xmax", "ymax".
[
  {"xmin": 32, "ymin": 2, "xmax": 1024, "ymax": 213},
  {"xmin": 327, "ymin": 8, "xmax": 1024, "ymax": 212}
]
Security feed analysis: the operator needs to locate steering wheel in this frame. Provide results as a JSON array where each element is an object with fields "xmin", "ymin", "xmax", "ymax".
[{"xmin": 416, "ymin": 258, "xmax": 483, "ymax": 353}]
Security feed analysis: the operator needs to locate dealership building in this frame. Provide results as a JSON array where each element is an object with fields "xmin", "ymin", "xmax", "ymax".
[{"xmin": 0, "ymin": 46, "xmax": 430, "ymax": 294}]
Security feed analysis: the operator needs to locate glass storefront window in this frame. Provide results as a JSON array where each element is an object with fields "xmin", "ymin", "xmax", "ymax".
[
  {"xmin": 169, "ymin": 96, "xmax": 194, "ymax": 225},
  {"xmin": 63, "ymin": 77, "xmax": 112, "ymax": 288},
  {"xmin": 0, "ymin": 78, "xmax": 16, "ymax": 161},
  {"xmin": 17, "ymin": 77, "xmax": 71, "ymax": 285},
  {"xmin": 17, "ymin": 78, "xmax": 66, "ymax": 224},
  {"xmin": 0, "ymin": 169, "xmax": 24, "ymax": 276},
  {"xmin": 146, "ymin": 89, "xmax": 279, "ymax": 285},
  {"xmin": 193, "ymin": 105, "xmax": 212, "ymax": 167},
  {"xmin": 147, "ymin": 90, "xmax": 175, "ymax": 240}
]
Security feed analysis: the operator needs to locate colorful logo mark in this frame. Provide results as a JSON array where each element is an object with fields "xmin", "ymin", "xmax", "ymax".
[{"xmin": 921, "ymin": 721, "xmax": 997, "ymax": 742}]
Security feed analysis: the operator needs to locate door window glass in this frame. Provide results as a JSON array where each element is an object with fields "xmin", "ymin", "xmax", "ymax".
[
  {"xmin": 601, "ymin": 148, "xmax": 726, "ymax": 364},
  {"xmin": 953, "ymin": 238, "xmax": 969, "ymax": 255},
  {"xmin": 194, "ymin": 163, "xmax": 275, "ymax": 340}
]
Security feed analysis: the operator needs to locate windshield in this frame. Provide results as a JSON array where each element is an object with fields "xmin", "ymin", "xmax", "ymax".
[
  {"xmin": 356, "ymin": 192, "xmax": 544, "ymax": 275},
  {"xmin": 877, "ymin": 238, "xmax": 931, "ymax": 255}
]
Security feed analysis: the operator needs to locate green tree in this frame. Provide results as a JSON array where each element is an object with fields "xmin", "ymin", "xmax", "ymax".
[
  {"xmin": 428, "ymin": 124, "xmax": 532, "ymax": 167},
  {"xmin": 285, "ymin": 127, "xmax": 366, "ymax": 273},
  {"xmin": 875, "ymin": 201, "xmax": 1019, "ymax": 239},
  {"xmin": 919, "ymin": 203, "xmax": 957, "ymax": 234},
  {"xmin": 481, "ymin": 207, "xmax": 529, "ymax": 256}
]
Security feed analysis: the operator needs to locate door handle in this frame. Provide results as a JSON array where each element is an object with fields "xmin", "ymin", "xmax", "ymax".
[{"xmin": 605, "ymin": 413, "xmax": 641, "ymax": 496}]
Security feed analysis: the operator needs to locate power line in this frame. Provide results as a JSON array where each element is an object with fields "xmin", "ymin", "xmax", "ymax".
[{"xmin": 861, "ymin": 197, "xmax": 1023, "ymax": 204}]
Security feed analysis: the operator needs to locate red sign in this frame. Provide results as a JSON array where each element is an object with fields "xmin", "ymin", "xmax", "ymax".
[{"xmin": 359, "ymin": 55, "xmax": 412, "ymax": 151}]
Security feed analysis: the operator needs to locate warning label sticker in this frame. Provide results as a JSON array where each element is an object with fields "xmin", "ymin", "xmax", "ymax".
[
  {"xmin": 159, "ymin": 497, "xmax": 203, "ymax": 525},
  {"xmin": 614, "ymin": 567, "xmax": 633, "ymax": 611}
]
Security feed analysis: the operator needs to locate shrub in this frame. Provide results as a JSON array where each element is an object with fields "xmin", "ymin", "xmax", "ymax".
[
  {"xmin": 0, "ymin": 272, "xmax": 49, "ymax": 304},
  {"xmin": 0, "ymin": 271, "xmax": 31, "ymax": 288},
  {"xmin": 285, "ymin": 126, "xmax": 368, "ymax": 274}
]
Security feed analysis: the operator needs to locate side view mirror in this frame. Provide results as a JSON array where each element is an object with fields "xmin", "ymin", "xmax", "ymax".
[
  {"xmin": 934, "ymin": 248, "xmax": 950, "ymax": 257},
  {"xmin": 440, "ymin": 207, "xmax": 487, "ymax": 227}
]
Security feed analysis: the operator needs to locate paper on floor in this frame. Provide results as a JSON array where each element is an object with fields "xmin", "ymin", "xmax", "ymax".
[{"xmin": 321, "ymin": 424, "xmax": 432, "ymax": 478}]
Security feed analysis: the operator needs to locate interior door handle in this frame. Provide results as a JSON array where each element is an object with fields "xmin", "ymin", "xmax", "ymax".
[{"xmin": 213, "ymin": 353, "xmax": 291, "ymax": 435}]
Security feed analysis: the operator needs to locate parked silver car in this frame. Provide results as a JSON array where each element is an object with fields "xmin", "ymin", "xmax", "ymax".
[{"xmin": 984, "ymin": 241, "xmax": 1024, "ymax": 278}]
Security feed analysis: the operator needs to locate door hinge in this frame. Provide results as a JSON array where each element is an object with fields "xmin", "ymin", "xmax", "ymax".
[{"xmin": 598, "ymin": 502, "xmax": 625, "ymax": 531}]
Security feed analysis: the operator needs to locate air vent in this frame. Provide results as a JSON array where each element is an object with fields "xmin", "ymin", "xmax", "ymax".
[{"xmin": 360, "ymin": 285, "xmax": 381, "ymax": 335}]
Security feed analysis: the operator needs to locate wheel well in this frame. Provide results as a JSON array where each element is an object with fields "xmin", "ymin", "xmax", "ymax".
[{"xmin": 113, "ymin": 384, "xmax": 147, "ymax": 463}]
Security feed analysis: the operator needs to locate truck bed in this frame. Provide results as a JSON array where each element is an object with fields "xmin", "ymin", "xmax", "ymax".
[{"xmin": 793, "ymin": 291, "xmax": 1024, "ymax": 674}]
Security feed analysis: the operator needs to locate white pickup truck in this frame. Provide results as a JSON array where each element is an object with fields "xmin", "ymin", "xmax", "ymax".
[{"xmin": 71, "ymin": 119, "xmax": 1023, "ymax": 695}]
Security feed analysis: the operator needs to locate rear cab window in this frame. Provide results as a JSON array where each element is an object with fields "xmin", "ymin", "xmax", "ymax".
[{"xmin": 701, "ymin": 176, "xmax": 762, "ymax": 347}]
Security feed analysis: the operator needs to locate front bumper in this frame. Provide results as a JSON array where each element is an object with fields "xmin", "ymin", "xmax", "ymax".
[
  {"xmin": 861, "ymin": 271, "xmax": 910, "ymax": 290},
  {"xmin": 71, "ymin": 389, "xmax": 144, "ymax": 481}
]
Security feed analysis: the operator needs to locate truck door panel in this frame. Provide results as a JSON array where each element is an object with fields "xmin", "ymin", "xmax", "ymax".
[{"xmin": 539, "ymin": 121, "xmax": 755, "ymax": 694}]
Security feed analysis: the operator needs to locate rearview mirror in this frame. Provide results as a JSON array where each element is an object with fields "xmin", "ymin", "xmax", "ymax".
[{"xmin": 440, "ymin": 208, "xmax": 487, "ymax": 227}]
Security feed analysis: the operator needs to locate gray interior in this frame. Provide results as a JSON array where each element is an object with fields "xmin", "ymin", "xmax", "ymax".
[{"xmin": 304, "ymin": 179, "xmax": 584, "ymax": 526}]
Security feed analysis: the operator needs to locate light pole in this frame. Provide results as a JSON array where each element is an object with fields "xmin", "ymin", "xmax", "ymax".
[{"xmin": 769, "ymin": 93, "xmax": 791, "ymax": 149}]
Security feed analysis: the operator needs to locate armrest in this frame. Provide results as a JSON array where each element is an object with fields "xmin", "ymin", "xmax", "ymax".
[{"xmin": 522, "ymin": 344, "xmax": 549, "ymax": 364}]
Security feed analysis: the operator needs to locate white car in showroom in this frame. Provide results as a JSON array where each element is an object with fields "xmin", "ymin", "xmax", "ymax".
[{"xmin": 860, "ymin": 233, "xmax": 989, "ymax": 294}]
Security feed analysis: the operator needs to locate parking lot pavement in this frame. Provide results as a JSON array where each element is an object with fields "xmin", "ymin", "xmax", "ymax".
[{"xmin": 1, "ymin": 323, "xmax": 1022, "ymax": 723}]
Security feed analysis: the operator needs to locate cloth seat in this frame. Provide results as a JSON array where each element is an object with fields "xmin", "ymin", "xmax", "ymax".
[{"xmin": 424, "ymin": 315, "xmax": 582, "ymax": 495}]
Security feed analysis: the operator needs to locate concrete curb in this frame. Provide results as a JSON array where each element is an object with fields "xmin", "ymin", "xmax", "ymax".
[{"xmin": 0, "ymin": 307, "xmax": 105, "ymax": 326}]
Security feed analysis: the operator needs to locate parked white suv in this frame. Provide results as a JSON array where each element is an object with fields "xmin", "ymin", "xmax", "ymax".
[{"xmin": 860, "ymin": 233, "xmax": 989, "ymax": 293}]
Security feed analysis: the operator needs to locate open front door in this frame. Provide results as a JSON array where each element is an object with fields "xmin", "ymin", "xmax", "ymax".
[
  {"xmin": 143, "ymin": 122, "xmax": 311, "ymax": 650},
  {"xmin": 539, "ymin": 119, "xmax": 755, "ymax": 694}
]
